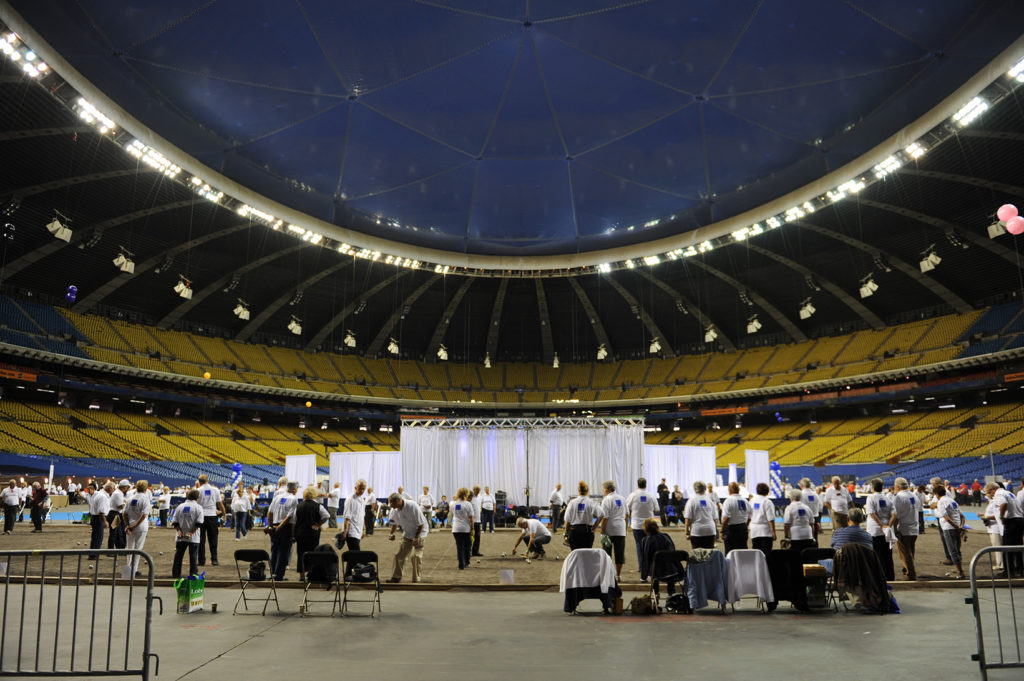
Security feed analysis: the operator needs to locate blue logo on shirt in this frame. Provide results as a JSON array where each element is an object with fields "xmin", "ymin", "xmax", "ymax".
[
  {"xmin": 753, "ymin": 503, "xmax": 760, "ymax": 510},
  {"xmin": 952, "ymin": 502, "xmax": 958, "ymax": 509},
  {"xmin": 279, "ymin": 498, "xmax": 286, "ymax": 505},
  {"xmin": 738, "ymin": 500, "xmax": 747, "ymax": 511},
  {"xmin": 615, "ymin": 499, "xmax": 622, "ymax": 506},
  {"xmin": 455, "ymin": 504, "xmax": 461, "ymax": 511},
  {"xmin": 700, "ymin": 500, "xmax": 706, "ymax": 507},
  {"xmin": 807, "ymin": 494, "xmax": 815, "ymax": 502},
  {"xmin": 204, "ymin": 490, "xmax": 211, "ymax": 495},
  {"xmin": 879, "ymin": 500, "xmax": 887, "ymax": 507},
  {"xmin": 798, "ymin": 509, "xmax": 806, "ymax": 517},
  {"xmin": 909, "ymin": 498, "xmax": 915, "ymax": 505},
  {"xmin": 640, "ymin": 495, "xmax": 647, "ymax": 502},
  {"xmin": 578, "ymin": 503, "xmax": 586, "ymax": 511},
  {"xmin": 130, "ymin": 500, "xmax": 137, "ymax": 506}
]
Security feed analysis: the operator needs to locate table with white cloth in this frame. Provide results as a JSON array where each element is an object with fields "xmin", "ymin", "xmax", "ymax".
[
  {"xmin": 559, "ymin": 548, "xmax": 621, "ymax": 613},
  {"xmin": 725, "ymin": 549, "xmax": 775, "ymax": 605}
]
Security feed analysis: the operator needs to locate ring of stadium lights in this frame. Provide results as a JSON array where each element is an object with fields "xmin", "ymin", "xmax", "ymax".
[{"xmin": 3, "ymin": 10, "xmax": 1023, "ymax": 278}]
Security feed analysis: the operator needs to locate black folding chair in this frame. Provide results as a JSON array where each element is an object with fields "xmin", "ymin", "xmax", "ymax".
[
  {"xmin": 233, "ymin": 549, "xmax": 279, "ymax": 615},
  {"xmin": 800, "ymin": 547, "xmax": 837, "ymax": 611},
  {"xmin": 341, "ymin": 550, "xmax": 382, "ymax": 617},
  {"xmin": 300, "ymin": 550, "xmax": 342, "ymax": 617},
  {"xmin": 648, "ymin": 549, "xmax": 688, "ymax": 612}
]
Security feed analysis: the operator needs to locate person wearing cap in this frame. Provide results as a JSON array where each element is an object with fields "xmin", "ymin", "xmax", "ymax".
[
  {"xmin": 171, "ymin": 489, "xmax": 204, "ymax": 579},
  {"xmin": 386, "ymin": 493, "xmax": 429, "ymax": 583},
  {"xmin": 87, "ymin": 482, "xmax": 112, "ymax": 557},
  {"xmin": 107, "ymin": 480, "xmax": 131, "ymax": 549},
  {"xmin": 196, "ymin": 474, "xmax": 225, "ymax": 566},
  {"xmin": 1, "ymin": 480, "xmax": 20, "ymax": 535}
]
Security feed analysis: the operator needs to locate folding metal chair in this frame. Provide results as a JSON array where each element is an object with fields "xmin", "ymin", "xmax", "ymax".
[
  {"xmin": 300, "ymin": 550, "xmax": 342, "ymax": 617},
  {"xmin": 800, "ymin": 547, "xmax": 837, "ymax": 611},
  {"xmin": 648, "ymin": 549, "xmax": 688, "ymax": 612},
  {"xmin": 233, "ymin": 549, "xmax": 279, "ymax": 615},
  {"xmin": 341, "ymin": 550, "xmax": 382, "ymax": 617}
]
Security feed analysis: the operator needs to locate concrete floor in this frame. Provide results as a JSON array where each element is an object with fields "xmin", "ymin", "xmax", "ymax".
[{"xmin": 6, "ymin": 586, "xmax": 1017, "ymax": 681}]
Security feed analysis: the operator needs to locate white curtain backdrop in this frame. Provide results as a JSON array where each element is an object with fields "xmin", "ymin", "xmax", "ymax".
[
  {"xmin": 329, "ymin": 451, "xmax": 402, "ymax": 496},
  {"xmin": 744, "ymin": 449, "xmax": 770, "ymax": 492},
  {"xmin": 284, "ymin": 454, "xmax": 317, "ymax": 489},
  {"xmin": 643, "ymin": 445, "xmax": 717, "ymax": 498},
  {"xmin": 400, "ymin": 423, "xmax": 643, "ymax": 505}
]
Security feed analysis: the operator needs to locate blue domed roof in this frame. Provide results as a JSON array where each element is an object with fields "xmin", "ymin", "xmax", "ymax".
[{"xmin": 9, "ymin": 0, "xmax": 1024, "ymax": 256}]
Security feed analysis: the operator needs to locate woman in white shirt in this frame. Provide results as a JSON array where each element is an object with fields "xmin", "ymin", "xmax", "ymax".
[
  {"xmin": 123, "ymin": 480, "xmax": 152, "ymax": 576},
  {"xmin": 683, "ymin": 480, "xmax": 719, "ymax": 550},
  {"xmin": 864, "ymin": 478, "xmax": 895, "ymax": 580},
  {"xmin": 982, "ymin": 489, "xmax": 1005, "ymax": 576},
  {"xmin": 783, "ymin": 488, "xmax": 817, "ymax": 553},
  {"xmin": 933, "ymin": 485, "xmax": 966, "ymax": 578},
  {"xmin": 157, "ymin": 487, "xmax": 171, "ymax": 528},
  {"xmin": 563, "ymin": 481, "xmax": 603, "ymax": 550},
  {"xmin": 450, "ymin": 487, "xmax": 474, "ymax": 570},
  {"xmin": 748, "ymin": 483, "xmax": 776, "ymax": 555},
  {"xmin": 231, "ymin": 484, "xmax": 252, "ymax": 539}
]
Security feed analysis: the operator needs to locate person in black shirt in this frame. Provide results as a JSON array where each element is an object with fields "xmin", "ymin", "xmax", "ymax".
[
  {"xmin": 657, "ymin": 479, "xmax": 670, "ymax": 526},
  {"xmin": 294, "ymin": 486, "xmax": 329, "ymax": 581}
]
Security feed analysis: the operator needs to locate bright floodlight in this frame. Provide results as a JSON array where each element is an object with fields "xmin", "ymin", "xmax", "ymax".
[
  {"xmin": 704, "ymin": 326, "xmax": 717, "ymax": 343},
  {"xmin": 919, "ymin": 251, "xmax": 941, "ymax": 273},
  {"xmin": 112, "ymin": 252, "xmax": 135, "ymax": 274},
  {"xmin": 552, "ymin": 353, "xmax": 559, "ymax": 369},
  {"xmin": 173, "ymin": 279, "xmax": 192, "ymax": 300},
  {"xmin": 483, "ymin": 352, "xmax": 491, "ymax": 369},
  {"xmin": 746, "ymin": 316, "xmax": 762, "ymax": 334},
  {"xmin": 46, "ymin": 218, "xmax": 71, "ymax": 243},
  {"xmin": 799, "ymin": 299, "xmax": 816, "ymax": 320},
  {"xmin": 859, "ymin": 277, "xmax": 879, "ymax": 299},
  {"xmin": 233, "ymin": 300, "xmax": 250, "ymax": 321},
  {"xmin": 287, "ymin": 317, "xmax": 302, "ymax": 335},
  {"xmin": 437, "ymin": 344, "xmax": 448, "ymax": 361},
  {"xmin": 596, "ymin": 344, "xmax": 608, "ymax": 360},
  {"xmin": 386, "ymin": 338, "xmax": 399, "ymax": 355},
  {"xmin": 343, "ymin": 330, "xmax": 356, "ymax": 348},
  {"xmin": 648, "ymin": 337, "xmax": 661, "ymax": 354}
]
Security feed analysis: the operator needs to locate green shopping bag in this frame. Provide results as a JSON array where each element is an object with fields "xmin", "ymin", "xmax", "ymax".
[{"xmin": 174, "ymin": 572, "xmax": 205, "ymax": 613}]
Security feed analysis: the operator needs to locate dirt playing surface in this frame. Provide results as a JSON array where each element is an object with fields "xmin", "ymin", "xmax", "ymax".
[{"xmin": 0, "ymin": 504, "xmax": 1004, "ymax": 586}]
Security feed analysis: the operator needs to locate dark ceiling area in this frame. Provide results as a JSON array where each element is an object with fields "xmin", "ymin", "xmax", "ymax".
[
  {"xmin": 2, "ymin": 2, "xmax": 1024, "ymax": 365},
  {"xmin": 6, "ymin": 0, "xmax": 1024, "ymax": 257}
]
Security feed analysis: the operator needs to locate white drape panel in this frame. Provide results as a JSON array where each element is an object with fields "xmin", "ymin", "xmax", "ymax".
[
  {"xmin": 728, "ymin": 463, "xmax": 738, "ymax": 484},
  {"xmin": 284, "ymin": 454, "xmax": 317, "ymax": 489},
  {"xmin": 329, "ymin": 451, "xmax": 402, "ymax": 495},
  {"xmin": 744, "ymin": 449, "xmax": 770, "ymax": 492},
  {"xmin": 643, "ymin": 445, "xmax": 716, "ymax": 497},
  {"xmin": 400, "ymin": 424, "xmax": 643, "ymax": 505}
]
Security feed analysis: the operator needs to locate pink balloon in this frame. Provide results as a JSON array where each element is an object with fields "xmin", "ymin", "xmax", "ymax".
[
  {"xmin": 1006, "ymin": 216, "xmax": 1024, "ymax": 235},
  {"xmin": 997, "ymin": 204, "xmax": 1019, "ymax": 222}
]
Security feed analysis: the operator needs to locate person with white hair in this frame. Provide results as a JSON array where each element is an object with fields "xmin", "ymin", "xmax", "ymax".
[
  {"xmin": 341, "ymin": 479, "xmax": 368, "ymax": 551},
  {"xmin": 123, "ymin": 480, "xmax": 152, "ymax": 576},
  {"xmin": 512, "ymin": 517, "xmax": 552, "ymax": 558},
  {"xmin": 800, "ymin": 478, "xmax": 821, "ymax": 540},
  {"xmin": 683, "ymin": 480, "xmax": 719, "ymax": 550},
  {"xmin": 386, "ymin": 493, "xmax": 429, "ymax": 583},
  {"xmin": 824, "ymin": 476, "xmax": 852, "ymax": 532},
  {"xmin": 783, "ymin": 488, "xmax": 817, "ymax": 553},
  {"xmin": 171, "ymin": 489, "xmax": 204, "ymax": 579},
  {"xmin": 989, "ymin": 481, "xmax": 1023, "ymax": 577},
  {"xmin": 272, "ymin": 475, "xmax": 289, "ymax": 499},
  {"xmin": 267, "ymin": 481, "xmax": 299, "ymax": 581},
  {"xmin": 891, "ymin": 477, "xmax": 920, "ymax": 581},
  {"xmin": 600, "ymin": 480, "xmax": 627, "ymax": 578},
  {"xmin": 983, "ymin": 483, "xmax": 1008, "ymax": 577},
  {"xmin": 1, "ymin": 480, "xmax": 20, "ymax": 535}
]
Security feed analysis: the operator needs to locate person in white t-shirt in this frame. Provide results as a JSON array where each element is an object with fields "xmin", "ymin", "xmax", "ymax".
[
  {"xmin": 341, "ymin": 480, "xmax": 367, "ymax": 551},
  {"xmin": 599, "ymin": 480, "xmax": 627, "ymax": 577},
  {"xmin": 386, "ymin": 493, "xmax": 429, "ymax": 583},
  {"xmin": 683, "ymin": 480, "xmax": 719, "ymax": 551},
  {"xmin": 231, "ymin": 484, "xmax": 252, "ymax": 539},
  {"xmin": 891, "ymin": 477, "xmax": 920, "ymax": 581},
  {"xmin": 171, "ymin": 489, "xmax": 204, "ymax": 579},
  {"xmin": 823, "ymin": 477, "xmax": 852, "ymax": 532},
  {"xmin": 479, "ymin": 486, "xmax": 496, "ymax": 533},
  {"xmin": 326, "ymin": 482, "xmax": 342, "ymax": 528},
  {"xmin": 418, "ymin": 486, "xmax": 435, "ymax": 528},
  {"xmin": 107, "ymin": 480, "xmax": 130, "ymax": 549},
  {"xmin": 862, "ymin": 478, "xmax": 895, "ymax": 580},
  {"xmin": 982, "ymin": 486, "xmax": 1006, "ymax": 576},
  {"xmin": 470, "ymin": 486, "xmax": 484, "ymax": 556},
  {"xmin": 512, "ymin": 517, "xmax": 551, "ymax": 558},
  {"xmin": 720, "ymin": 482, "xmax": 751, "ymax": 554},
  {"xmin": 626, "ymin": 477, "xmax": 660, "ymax": 573},
  {"xmin": 933, "ymin": 485, "xmax": 966, "ymax": 579},
  {"xmin": 1, "ymin": 480, "xmax": 20, "ymax": 535},
  {"xmin": 800, "ymin": 479, "xmax": 821, "ymax": 539},
  {"xmin": 747, "ymin": 483, "xmax": 776, "ymax": 555},
  {"xmin": 783, "ymin": 488, "xmax": 816, "ymax": 553},
  {"xmin": 450, "ymin": 487, "xmax": 475, "ymax": 569},
  {"xmin": 989, "ymin": 482, "xmax": 1023, "ymax": 577},
  {"xmin": 563, "ymin": 481, "xmax": 604, "ymax": 550},
  {"xmin": 157, "ymin": 487, "xmax": 172, "ymax": 528},
  {"xmin": 196, "ymin": 475, "xmax": 225, "ymax": 566},
  {"xmin": 124, "ymin": 480, "xmax": 152, "ymax": 576},
  {"xmin": 364, "ymin": 487, "xmax": 378, "ymax": 535}
]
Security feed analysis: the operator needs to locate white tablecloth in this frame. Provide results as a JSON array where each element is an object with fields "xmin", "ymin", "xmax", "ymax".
[{"xmin": 725, "ymin": 549, "xmax": 774, "ymax": 604}]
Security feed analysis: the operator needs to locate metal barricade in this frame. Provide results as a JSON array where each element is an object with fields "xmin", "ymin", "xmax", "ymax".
[
  {"xmin": 967, "ymin": 545, "xmax": 1024, "ymax": 680},
  {"xmin": 0, "ymin": 550, "xmax": 161, "ymax": 679}
]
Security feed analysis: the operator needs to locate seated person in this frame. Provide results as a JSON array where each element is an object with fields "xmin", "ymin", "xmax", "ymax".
[
  {"xmin": 433, "ymin": 495, "xmax": 450, "ymax": 528},
  {"xmin": 640, "ymin": 517, "xmax": 683, "ymax": 596},
  {"xmin": 830, "ymin": 507, "xmax": 874, "ymax": 551}
]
